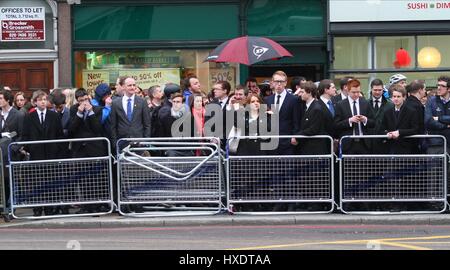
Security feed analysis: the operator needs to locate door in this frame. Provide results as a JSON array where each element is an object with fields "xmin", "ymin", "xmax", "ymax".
[{"xmin": 0, "ymin": 62, "xmax": 54, "ymax": 98}]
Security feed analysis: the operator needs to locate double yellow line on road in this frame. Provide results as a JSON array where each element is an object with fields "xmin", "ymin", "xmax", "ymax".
[{"xmin": 230, "ymin": 235, "xmax": 450, "ymax": 250}]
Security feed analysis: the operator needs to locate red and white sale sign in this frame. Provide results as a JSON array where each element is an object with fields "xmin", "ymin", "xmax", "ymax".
[{"xmin": 0, "ymin": 7, "xmax": 45, "ymax": 41}]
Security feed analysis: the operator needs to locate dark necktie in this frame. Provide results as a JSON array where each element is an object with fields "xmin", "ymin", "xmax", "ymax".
[
  {"xmin": 275, "ymin": 95, "xmax": 281, "ymax": 110},
  {"xmin": 374, "ymin": 99, "xmax": 380, "ymax": 112},
  {"xmin": 0, "ymin": 114, "xmax": 4, "ymax": 130},
  {"xmin": 395, "ymin": 109, "xmax": 400, "ymax": 124},
  {"xmin": 353, "ymin": 100, "xmax": 360, "ymax": 135},
  {"xmin": 127, "ymin": 98, "xmax": 133, "ymax": 122},
  {"xmin": 327, "ymin": 100, "xmax": 335, "ymax": 117},
  {"xmin": 40, "ymin": 112, "xmax": 44, "ymax": 125}
]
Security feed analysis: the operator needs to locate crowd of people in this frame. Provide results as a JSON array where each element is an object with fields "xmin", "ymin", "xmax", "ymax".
[
  {"xmin": 0, "ymin": 71, "xmax": 447, "ymax": 160},
  {"xmin": 1, "ymin": 70, "xmax": 448, "ymax": 215}
]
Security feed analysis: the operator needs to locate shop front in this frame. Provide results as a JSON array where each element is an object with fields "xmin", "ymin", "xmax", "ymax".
[
  {"xmin": 72, "ymin": 0, "xmax": 327, "ymax": 94},
  {"xmin": 329, "ymin": 0, "xmax": 450, "ymax": 94}
]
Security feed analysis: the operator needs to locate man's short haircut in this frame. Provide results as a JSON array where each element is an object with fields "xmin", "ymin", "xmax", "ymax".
[
  {"xmin": 272, "ymin": 70, "xmax": 287, "ymax": 80},
  {"xmin": 303, "ymin": 81, "xmax": 318, "ymax": 97},
  {"xmin": 184, "ymin": 75, "xmax": 198, "ymax": 89},
  {"xmin": 408, "ymin": 80, "xmax": 425, "ymax": 94},
  {"xmin": 216, "ymin": 80, "xmax": 231, "ymax": 95},
  {"xmin": 171, "ymin": 92, "xmax": 184, "ymax": 101},
  {"xmin": 0, "ymin": 90, "xmax": 13, "ymax": 106},
  {"xmin": 290, "ymin": 76, "xmax": 304, "ymax": 91},
  {"xmin": 32, "ymin": 90, "xmax": 48, "ymax": 102},
  {"xmin": 148, "ymin": 85, "xmax": 161, "ymax": 98},
  {"xmin": 49, "ymin": 88, "xmax": 66, "ymax": 106},
  {"xmin": 245, "ymin": 77, "xmax": 257, "ymax": 85},
  {"xmin": 318, "ymin": 79, "xmax": 333, "ymax": 97},
  {"xmin": 340, "ymin": 76, "xmax": 354, "ymax": 90},
  {"xmin": 117, "ymin": 76, "xmax": 127, "ymax": 86},
  {"xmin": 370, "ymin": 79, "xmax": 384, "ymax": 88},
  {"xmin": 75, "ymin": 88, "xmax": 89, "ymax": 100},
  {"xmin": 347, "ymin": 79, "xmax": 360, "ymax": 89},
  {"xmin": 438, "ymin": 75, "xmax": 450, "ymax": 86},
  {"xmin": 390, "ymin": 84, "xmax": 407, "ymax": 97}
]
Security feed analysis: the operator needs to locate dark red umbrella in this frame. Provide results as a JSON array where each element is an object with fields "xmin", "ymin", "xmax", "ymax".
[{"xmin": 205, "ymin": 36, "xmax": 293, "ymax": 65}]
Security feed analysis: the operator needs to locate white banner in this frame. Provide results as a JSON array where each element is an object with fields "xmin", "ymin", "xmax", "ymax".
[
  {"xmin": 119, "ymin": 68, "xmax": 180, "ymax": 89},
  {"xmin": 330, "ymin": 0, "xmax": 450, "ymax": 22}
]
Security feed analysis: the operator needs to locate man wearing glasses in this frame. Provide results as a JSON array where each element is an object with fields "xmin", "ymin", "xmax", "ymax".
[
  {"xmin": 424, "ymin": 76, "xmax": 450, "ymax": 154},
  {"xmin": 265, "ymin": 70, "xmax": 301, "ymax": 155}
]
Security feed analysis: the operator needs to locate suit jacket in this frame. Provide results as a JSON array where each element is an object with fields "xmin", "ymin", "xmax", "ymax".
[
  {"xmin": 331, "ymin": 93, "xmax": 346, "ymax": 107},
  {"xmin": 381, "ymin": 105, "xmax": 420, "ymax": 154},
  {"xmin": 22, "ymin": 109, "xmax": 64, "ymax": 160},
  {"xmin": 334, "ymin": 98, "xmax": 375, "ymax": 153},
  {"xmin": 68, "ymin": 104, "xmax": 107, "ymax": 158},
  {"xmin": 317, "ymin": 98, "xmax": 336, "ymax": 138},
  {"xmin": 297, "ymin": 100, "xmax": 329, "ymax": 155},
  {"xmin": 405, "ymin": 95, "xmax": 425, "ymax": 134},
  {"xmin": 265, "ymin": 91, "xmax": 302, "ymax": 154},
  {"xmin": 368, "ymin": 96, "xmax": 393, "ymax": 135},
  {"xmin": 110, "ymin": 95, "xmax": 151, "ymax": 149},
  {"xmin": 206, "ymin": 98, "xmax": 233, "ymax": 148},
  {"xmin": 1, "ymin": 107, "xmax": 24, "ymax": 161}
]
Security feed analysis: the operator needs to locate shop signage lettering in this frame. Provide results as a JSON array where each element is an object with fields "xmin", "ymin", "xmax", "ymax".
[
  {"xmin": 0, "ymin": 7, "xmax": 45, "ymax": 41},
  {"xmin": 118, "ymin": 56, "xmax": 179, "ymax": 65},
  {"xmin": 119, "ymin": 68, "xmax": 180, "ymax": 89},
  {"xmin": 210, "ymin": 68, "xmax": 235, "ymax": 90},
  {"xmin": 82, "ymin": 70, "xmax": 110, "ymax": 94},
  {"xmin": 330, "ymin": 0, "xmax": 450, "ymax": 22}
]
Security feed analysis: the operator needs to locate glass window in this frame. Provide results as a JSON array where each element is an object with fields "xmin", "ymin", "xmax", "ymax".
[
  {"xmin": 333, "ymin": 37, "xmax": 370, "ymax": 70},
  {"xmin": 74, "ymin": 49, "xmax": 239, "ymax": 95},
  {"xmin": 73, "ymin": 4, "xmax": 239, "ymax": 41},
  {"xmin": 247, "ymin": 0, "xmax": 325, "ymax": 37},
  {"xmin": 375, "ymin": 36, "xmax": 415, "ymax": 69},
  {"xmin": 333, "ymin": 71, "xmax": 448, "ymax": 98},
  {"xmin": 417, "ymin": 35, "xmax": 450, "ymax": 68}
]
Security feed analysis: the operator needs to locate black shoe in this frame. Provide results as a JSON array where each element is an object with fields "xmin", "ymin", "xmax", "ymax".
[{"xmin": 33, "ymin": 207, "xmax": 43, "ymax": 217}]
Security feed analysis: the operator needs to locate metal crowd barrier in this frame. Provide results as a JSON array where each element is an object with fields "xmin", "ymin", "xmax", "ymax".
[
  {"xmin": 226, "ymin": 135, "xmax": 335, "ymax": 214},
  {"xmin": 117, "ymin": 137, "xmax": 224, "ymax": 217},
  {"xmin": 339, "ymin": 135, "xmax": 447, "ymax": 214},
  {"xmin": 8, "ymin": 137, "xmax": 114, "ymax": 219},
  {"xmin": 0, "ymin": 146, "xmax": 4, "ymax": 216}
]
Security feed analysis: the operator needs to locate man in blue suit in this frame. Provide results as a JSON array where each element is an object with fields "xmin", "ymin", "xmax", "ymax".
[{"xmin": 265, "ymin": 70, "xmax": 302, "ymax": 155}]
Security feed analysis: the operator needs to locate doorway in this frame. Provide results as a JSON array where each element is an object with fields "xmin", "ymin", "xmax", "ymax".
[{"xmin": 0, "ymin": 62, "xmax": 54, "ymax": 98}]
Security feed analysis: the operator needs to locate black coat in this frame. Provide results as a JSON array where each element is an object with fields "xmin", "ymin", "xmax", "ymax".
[
  {"xmin": 22, "ymin": 109, "xmax": 64, "ymax": 160},
  {"xmin": 297, "ymin": 100, "xmax": 330, "ymax": 155},
  {"xmin": 68, "ymin": 104, "xmax": 107, "ymax": 158},
  {"xmin": 381, "ymin": 105, "xmax": 420, "ymax": 154}
]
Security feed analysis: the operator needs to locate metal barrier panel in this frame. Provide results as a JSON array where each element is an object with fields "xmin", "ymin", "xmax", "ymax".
[
  {"xmin": 117, "ymin": 138, "xmax": 223, "ymax": 217},
  {"xmin": 0, "ymin": 146, "xmax": 4, "ymax": 215},
  {"xmin": 9, "ymin": 138, "xmax": 114, "ymax": 219},
  {"xmin": 339, "ymin": 135, "xmax": 447, "ymax": 214},
  {"xmin": 227, "ymin": 135, "xmax": 335, "ymax": 214}
]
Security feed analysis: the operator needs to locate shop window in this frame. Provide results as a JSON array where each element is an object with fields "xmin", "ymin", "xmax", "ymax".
[
  {"xmin": 375, "ymin": 36, "xmax": 415, "ymax": 69},
  {"xmin": 74, "ymin": 49, "xmax": 239, "ymax": 95},
  {"xmin": 333, "ymin": 37, "xmax": 369, "ymax": 70},
  {"xmin": 417, "ymin": 35, "xmax": 450, "ymax": 68}
]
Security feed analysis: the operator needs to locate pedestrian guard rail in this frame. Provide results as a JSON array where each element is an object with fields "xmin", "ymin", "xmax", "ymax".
[
  {"xmin": 0, "ymin": 145, "xmax": 4, "ymax": 216},
  {"xmin": 226, "ymin": 135, "xmax": 335, "ymax": 214},
  {"xmin": 116, "ymin": 137, "xmax": 224, "ymax": 217},
  {"xmin": 339, "ymin": 135, "xmax": 448, "ymax": 214},
  {"xmin": 8, "ymin": 137, "xmax": 114, "ymax": 219}
]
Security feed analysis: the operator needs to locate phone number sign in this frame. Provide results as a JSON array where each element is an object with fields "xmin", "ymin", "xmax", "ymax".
[{"xmin": 0, "ymin": 7, "xmax": 45, "ymax": 41}]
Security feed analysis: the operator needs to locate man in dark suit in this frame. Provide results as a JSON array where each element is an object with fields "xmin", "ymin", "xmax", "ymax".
[
  {"xmin": 22, "ymin": 90, "xmax": 64, "ymax": 160},
  {"xmin": 381, "ymin": 85, "xmax": 419, "ymax": 154},
  {"xmin": 405, "ymin": 80, "xmax": 426, "ymax": 134},
  {"xmin": 205, "ymin": 81, "xmax": 232, "ymax": 149},
  {"xmin": 296, "ymin": 81, "xmax": 329, "ymax": 155},
  {"xmin": 368, "ymin": 79, "xmax": 394, "ymax": 154},
  {"xmin": 331, "ymin": 76, "xmax": 353, "ymax": 107},
  {"xmin": 110, "ymin": 77, "xmax": 151, "ymax": 152},
  {"xmin": 334, "ymin": 79, "xmax": 375, "ymax": 154},
  {"xmin": 317, "ymin": 79, "xmax": 337, "ymax": 139},
  {"xmin": 68, "ymin": 88, "xmax": 107, "ymax": 158},
  {"xmin": 265, "ymin": 70, "xmax": 302, "ymax": 155},
  {"xmin": 21, "ymin": 90, "xmax": 65, "ymax": 217}
]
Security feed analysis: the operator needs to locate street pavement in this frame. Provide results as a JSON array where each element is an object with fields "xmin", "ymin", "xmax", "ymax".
[{"xmin": 1, "ymin": 213, "xmax": 450, "ymax": 250}]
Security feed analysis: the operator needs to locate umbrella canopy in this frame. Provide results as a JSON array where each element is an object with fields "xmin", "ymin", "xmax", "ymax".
[{"xmin": 205, "ymin": 36, "xmax": 293, "ymax": 66}]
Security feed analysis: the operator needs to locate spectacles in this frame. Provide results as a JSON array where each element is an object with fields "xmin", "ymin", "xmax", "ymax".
[
  {"xmin": 273, "ymin": 80, "xmax": 286, "ymax": 84},
  {"xmin": 437, "ymin": 84, "xmax": 448, "ymax": 88}
]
